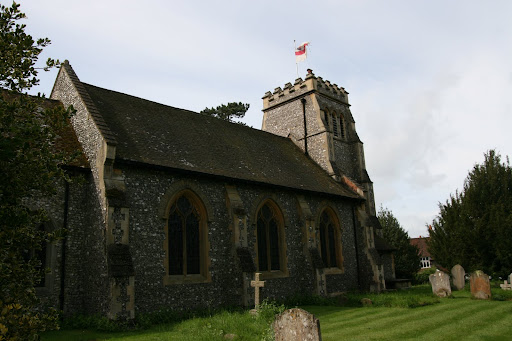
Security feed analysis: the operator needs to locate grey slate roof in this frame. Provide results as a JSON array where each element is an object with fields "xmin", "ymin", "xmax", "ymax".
[{"xmin": 81, "ymin": 83, "xmax": 359, "ymax": 199}]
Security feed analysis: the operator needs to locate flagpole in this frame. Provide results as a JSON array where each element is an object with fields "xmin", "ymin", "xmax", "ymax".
[{"xmin": 294, "ymin": 40, "xmax": 299, "ymax": 78}]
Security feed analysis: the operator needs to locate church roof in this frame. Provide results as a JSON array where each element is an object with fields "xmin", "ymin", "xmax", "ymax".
[{"xmin": 77, "ymin": 81, "xmax": 359, "ymax": 199}]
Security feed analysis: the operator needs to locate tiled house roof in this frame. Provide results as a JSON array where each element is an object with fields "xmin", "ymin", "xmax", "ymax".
[
  {"xmin": 410, "ymin": 237, "xmax": 430, "ymax": 257},
  {"xmin": 81, "ymin": 83, "xmax": 360, "ymax": 199}
]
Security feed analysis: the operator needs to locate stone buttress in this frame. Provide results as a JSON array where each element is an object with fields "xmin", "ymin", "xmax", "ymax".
[{"xmin": 51, "ymin": 61, "xmax": 136, "ymax": 318}]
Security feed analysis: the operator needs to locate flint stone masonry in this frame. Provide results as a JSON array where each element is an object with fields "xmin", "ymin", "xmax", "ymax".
[
  {"xmin": 451, "ymin": 264, "xmax": 465, "ymax": 291},
  {"xmin": 470, "ymin": 271, "xmax": 492, "ymax": 300},
  {"xmin": 36, "ymin": 62, "xmax": 393, "ymax": 318},
  {"xmin": 429, "ymin": 270, "xmax": 452, "ymax": 297},
  {"xmin": 273, "ymin": 308, "xmax": 322, "ymax": 341},
  {"xmin": 123, "ymin": 165, "xmax": 364, "ymax": 312}
]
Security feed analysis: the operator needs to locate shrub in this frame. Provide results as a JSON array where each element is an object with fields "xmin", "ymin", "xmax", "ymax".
[{"xmin": 414, "ymin": 267, "xmax": 437, "ymax": 284}]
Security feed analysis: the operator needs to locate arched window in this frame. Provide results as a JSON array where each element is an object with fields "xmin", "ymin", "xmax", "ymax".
[
  {"xmin": 319, "ymin": 209, "xmax": 343, "ymax": 269},
  {"xmin": 256, "ymin": 201, "xmax": 284, "ymax": 272},
  {"xmin": 321, "ymin": 110, "xmax": 329, "ymax": 129},
  {"xmin": 339, "ymin": 115, "xmax": 346, "ymax": 139},
  {"xmin": 165, "ymin": 191, "xmax": 207, "ymax": 279},
  {"xmin": 332, "ymin": 113, "xmax": 339, "ymax": 137}
]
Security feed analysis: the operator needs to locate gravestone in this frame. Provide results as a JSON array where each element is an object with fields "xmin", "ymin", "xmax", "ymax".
[
  {"xmin": 451, "ymin": 264, "xmax": 465, "ymax": 290},
  {"xmin": 273, "ymin": 308, "xmax": 322, "ymax": 341},
  {"xmin": 470, "ymin": 271, "xmax": 491, "ymax": 300},
  {"xmin": 500, "ymin": 279, "xmax": 512, "ymax": 290},
  {"xmin": 429, "ymin": 270, "xmax": 452, "ymax": 297},
  {"xmin": 502, "ymin": 273, "xmax": 512, "ymax": 290},
  {"xmin": 250, "ymin": 272, "xmax": 265, "ymax": 315}
]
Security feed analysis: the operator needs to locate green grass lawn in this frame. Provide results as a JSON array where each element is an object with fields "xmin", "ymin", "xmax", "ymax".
[{"xmin": 41, "ymin": 286, "xmax": 512, "ymax": 341}]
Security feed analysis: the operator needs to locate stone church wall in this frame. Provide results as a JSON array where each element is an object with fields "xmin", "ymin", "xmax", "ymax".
[
  {"xmin": 33, "ymin": 170, "xmax": 109, "ymax": 316},
  {"xmin": 262, "ymin": 94, "xmax": 332, "ymax": 175},
  {"xmin": 117, "ymin": 162, "xmax": 365, "ymax": 313}
]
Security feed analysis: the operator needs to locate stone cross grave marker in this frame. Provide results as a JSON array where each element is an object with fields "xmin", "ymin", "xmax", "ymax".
[
  {"xmin": 429, "ymin": 270, "xmax": 452, "ymax": 297},
  {"xmin": 273, "ymin": 308, "xmax": 322, "ymax": 341},
  {"xmin": 500, "ymin": 272, "xmax": 512, "ymax": 290},
  {"xmin": 451, "ymin": 264, "xmax": 465, "ymax": 291},
  {"xmin": 470, "ymin": 270, "xmax": 492, "ymax": 300},
  {"xmin": 250, "ymin": 272, "xmax": 265, "ymax": 310}
]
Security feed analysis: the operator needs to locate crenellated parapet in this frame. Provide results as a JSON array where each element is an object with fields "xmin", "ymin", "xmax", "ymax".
[{"xmin": 262, "ymin": 70, "xmax": 349, "ymax": 111}]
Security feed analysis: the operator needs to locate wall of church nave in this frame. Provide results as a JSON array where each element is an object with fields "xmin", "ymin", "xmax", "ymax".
[
  {"xmin": 33, "ymin": 171, "xmax": 110, "ymax": 316},
  {"xmin": 120, "ymin": 165, "xmax": 239, "ymax": 313},
  {"xmin": 117, "ymin": 163, "xmax": 365, "ymax": 313}
]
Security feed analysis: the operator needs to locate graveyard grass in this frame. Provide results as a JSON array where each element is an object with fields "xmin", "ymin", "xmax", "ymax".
[{"xmin": 42, "ymin": 285, "xmax": 512, "ymax": 341}]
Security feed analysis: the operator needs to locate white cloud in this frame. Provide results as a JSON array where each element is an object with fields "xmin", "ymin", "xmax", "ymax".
[{"xmin": 19, "ymin": 0, "xmax": 512, "ymax": 237}]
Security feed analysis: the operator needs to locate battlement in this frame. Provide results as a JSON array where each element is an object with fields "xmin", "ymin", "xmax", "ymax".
[{"xmin": 262, "ymin": 70, "xmax": 349, "ymax": 110}]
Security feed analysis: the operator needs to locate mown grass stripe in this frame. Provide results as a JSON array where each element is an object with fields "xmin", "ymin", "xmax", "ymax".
[
  {"xmin": 320, "ymin": 300, "xmax": 462, "ymax": 336},
  {"xmin": 317, "ymin": 308, "xmax": 401, "ymax": 329},
  {"xmin": 393, "ymin": 300, "xmax": 504, "ymax": 340},
  {"xmin": 422, "ymin": 301, "xmax": 512, "ymax": 341}
]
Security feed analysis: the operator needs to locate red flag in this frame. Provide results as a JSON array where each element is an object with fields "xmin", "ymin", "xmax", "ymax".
[{"xmin": 295, "ymin": 42, "xmax": 309, "ymax": 63}]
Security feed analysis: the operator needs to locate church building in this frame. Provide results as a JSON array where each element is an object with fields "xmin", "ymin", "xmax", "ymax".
[{"xmin": 37, "ymin": 62, "xmax": 394, "ymax": 319}]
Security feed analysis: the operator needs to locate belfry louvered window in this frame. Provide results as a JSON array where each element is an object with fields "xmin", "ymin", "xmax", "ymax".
[
  {"xmin": 332, "ymin": 113, "xmax": 339, "ymax": 137},
  {"xmin": 339, "ymin": 115, "xmax": 346, "ymax": 139}
]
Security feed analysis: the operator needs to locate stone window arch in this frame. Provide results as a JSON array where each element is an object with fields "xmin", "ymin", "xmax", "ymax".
[
  {"xmin": 321, "ymin": 109, "xmax": 330, "ymax": 130},
  {"xmin": 163, "ymin": 189, "xmax": 210, "ymax": 284},
  {"xmin": 318, "ymin": 207, "xmax": 344, "ymax": 271},
  {"xmin": 331, "ymin": 111, "xmax": 339, "ymax": 137},
  {"xmin": 338, "ymin": 114, "xmax": 346, "ymax": 139},
  {"xmin": 255, "ymin": 200, "xmax": 286, "ymax": 275}
]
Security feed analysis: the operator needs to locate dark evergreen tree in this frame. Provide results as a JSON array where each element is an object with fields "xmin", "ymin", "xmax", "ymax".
[
  {"xmin": 378, "ymin": 207, "xmax": 420, "ymax": 279},
  {"xmin": 200, "ymin": 102, "xmax": 249, "ymax": 125},
  {"xmin": 0, "ymin": 2, "xmax": 74, "ymax": 338},
  {"xmin": 429, "ymin": 150, "xmax": 512, "ymax": 277}
]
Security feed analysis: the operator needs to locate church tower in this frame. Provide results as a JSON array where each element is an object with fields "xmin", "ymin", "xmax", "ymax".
[
  {"xmin": 262, "ymin": 70, "xmax": 390, "ymax": 291},
  {"xmin": 262, "ymin": 69, "xmax": 375, "ymax": 215}
]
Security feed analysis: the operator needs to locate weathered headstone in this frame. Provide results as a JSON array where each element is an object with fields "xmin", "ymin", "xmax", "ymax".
[
  {"xmin": 273, "ymin": 308, "xmax": 322, "ymax": 341},
  {"xmin": 470, "ymin": 271, "xmax": 492, "ymax": 300},
  {"xmin": 502, "ymin": 273, "xmax": 512, "ymax": 290},
  {"xmin": 429, "ymin": 270, "xmax": 452, "ymax": 297},
  {"xmin": 250, "ymin": 272, "xmax": 265, "ymax": 315},
  {"xmin": 451, "ymin": 264, "xmax": 466, "ymax": 290},
  {"xmin": 360, "ymin": 298, "xmax": 372, "ymax": 306},
  {"xmin": 500, "ymin": 280, "xmax": 512, "ymax": 290}
]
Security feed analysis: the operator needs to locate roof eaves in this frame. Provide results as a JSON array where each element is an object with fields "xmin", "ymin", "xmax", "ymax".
[{"xmin": 115, "ymin": 157, "xmax": 361, "ymax": 200}]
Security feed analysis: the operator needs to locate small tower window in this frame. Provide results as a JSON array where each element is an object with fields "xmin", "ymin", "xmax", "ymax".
[
  {"xmin": 321, "ymin": 110, "xmax": 329, "ymax": 129},
  {"xmin": 332, "ymin": 113, "xmax": 339, "ymax": 137},
  {"xmin": 339, "ymin": 115, "xmax": 346, "ymax": 139}
]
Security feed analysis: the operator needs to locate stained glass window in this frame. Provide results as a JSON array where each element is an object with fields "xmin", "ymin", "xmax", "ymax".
[
  {"xmin": 168, "ymin": 194, "xmax": 202, "ymax": 276},
  {"xmin": 257, "ymin": 202, "xmax": 282, "ymax": 271},
  {"xmin": 319, "ymin": 210, "xmax": 340, "ymax": 268}
]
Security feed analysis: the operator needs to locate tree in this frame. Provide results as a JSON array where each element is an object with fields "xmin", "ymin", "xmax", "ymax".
[
  {"xmin": 429, "ymin": 150, "xmax": 512, "ymax": 277},
  {"xmin": 0, "ymin": 2, "xmax": 73, "ymax": 339},
  {"xmin": 200, "ymin": 102, "xmax": 249, "ymax": 125},
  {"xmin": 378, "ymin": 206, "xmax": 420, "ymax": 279}
]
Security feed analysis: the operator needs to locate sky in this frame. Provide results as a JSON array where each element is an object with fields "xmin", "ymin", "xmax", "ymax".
[{"xmin": 16, "ymin": 0, "xmax": 512, "ymax": 238}]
